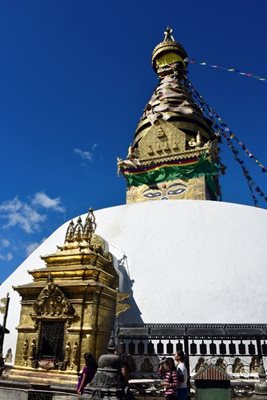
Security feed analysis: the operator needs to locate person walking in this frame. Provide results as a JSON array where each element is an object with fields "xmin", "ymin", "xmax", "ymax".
[{"xmin": 174, "ymin": 350, "xmax": 188, "ymax": 400}]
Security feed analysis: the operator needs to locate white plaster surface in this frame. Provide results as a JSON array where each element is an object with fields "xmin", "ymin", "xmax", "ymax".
[{"xmin": 1, "ymin": 200, "xmax": 267, "ymax": 359}]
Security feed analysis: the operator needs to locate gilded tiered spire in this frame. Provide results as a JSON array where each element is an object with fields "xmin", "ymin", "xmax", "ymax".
[
  {"xmin": 64, "ymin": 208, "xmax": 96, "ymax": 244},
  {"xmin": 118, "ymin": 28, "xmax": 220, "ymax": 203}
]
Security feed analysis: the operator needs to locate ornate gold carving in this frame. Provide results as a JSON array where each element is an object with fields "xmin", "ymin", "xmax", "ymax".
[
  {"xmin": 65, "ymin": 209, "xmax": 96, "ymax": 244},
  {"xmin": 137, "ymin": 122, "xmax": 186, "ymax": 161},
  {"xmin": 71, "ymin": 342, "xmax": 79, "ymax": 370},
  {"xmin": 22, "ymin": 338, "xmax": 29, "ymax": 366},
  {"xmin": 157, "ymin": 126, "xmax": 166, "ymax": 139},
  {"xmin": 30, "ymin": 338, "xmax": 36, "ymax": 360},
  {"xmin": 65, "ymin": 220, "xmax": 75, "ymax": 243},
  {"xmin": 83, "ymin": 208, "xmax": 97, "ymax": 242},
  {"xmin": 32, "ymin": 276, "xmax": 75, "ymax": 320},
  {"xmin": 55, "ymin": 210, "xmax": 112, "ymax": 262},
  {"xmin": 64, "ymin": 341, "xmax": 71, "ymax": 367}
]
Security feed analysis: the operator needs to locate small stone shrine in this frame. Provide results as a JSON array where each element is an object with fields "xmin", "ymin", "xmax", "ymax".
[{"xmin": 88, "ymin": 335, "xmax": 127, "ymax": 400}]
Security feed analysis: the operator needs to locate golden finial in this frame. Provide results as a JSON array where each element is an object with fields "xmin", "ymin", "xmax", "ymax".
[
  {"xmin": 65, "ymin": 220, "xmax": 75, "ymax": 243},
  {"xmin": 74, "ymin": 216, "xmax": 83, "ymax": 242},
  {"xmin": 164, "ymin": 26, "xmax": 175, "ymax": 42},
  {"xmin": 151, "ymin": 28, "xmax": 187, "ymax": 73},
  {"xmin": 83, "ymin": 208, "xmax": 97, "ymax": 243}
]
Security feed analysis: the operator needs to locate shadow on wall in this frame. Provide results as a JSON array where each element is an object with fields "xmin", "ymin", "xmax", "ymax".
[{"xmin": 115, "ymin": 255, "xmax": 143, "ymax": 324}]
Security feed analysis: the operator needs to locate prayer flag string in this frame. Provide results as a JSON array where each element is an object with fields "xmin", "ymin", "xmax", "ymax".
[
  {"xmin": 185, "ymin": 79, "xmax": 267, "ymax": 207},
  {"xmin": 186, "ymin": 58, "xmax": 267, "ymax": 83}
]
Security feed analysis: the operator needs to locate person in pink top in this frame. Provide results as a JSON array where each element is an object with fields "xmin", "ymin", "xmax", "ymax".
[
  {"xmin": 158, "ymin": 357, "xmax": 178, "ymax": 400},
  {"xmin": 77, "ymin": 352, "xmax": 97, "ymax": 395}
]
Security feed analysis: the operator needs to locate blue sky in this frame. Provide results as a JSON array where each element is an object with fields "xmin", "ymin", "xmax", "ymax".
[{"xmin": 0, "ymin": 0, "xmax": 266, "ymax": 282}]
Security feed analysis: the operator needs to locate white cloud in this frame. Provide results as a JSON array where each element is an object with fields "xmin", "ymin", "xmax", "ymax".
[
  {"xmin": 0, "ymin": 197, "xmax": 45, "ymax": 233},
  {"xmin": 0, "ymin": 252, "xmax": 13, "ymax": 261},
  {"xmin": 74, "ymin": 148, "xmax": 93, "ymax": 161},
  {"xmin": 32, "ymin": 192, "xmax": 65, "ymax": 212},
  {"xmin": 0, "ymin": 192, "xmax": 65, "ymax": 233},
  {"xmin": 74, "ymin": 144, "xmax": 98, "ymax": 162},
  {"xmin": 0, "ymin": 197, "xmax": 22, "ymax": 213}
]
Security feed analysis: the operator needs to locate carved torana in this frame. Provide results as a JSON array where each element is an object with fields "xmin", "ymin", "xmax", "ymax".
[{"xmin": 32, "ymin": 276, "xmax": 75, "ymax": 320}]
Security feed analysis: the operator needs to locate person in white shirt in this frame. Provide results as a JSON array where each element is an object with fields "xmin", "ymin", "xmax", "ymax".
[{"xmin": 174, "ymin": 350, "xmax": 188, "ymax": 400}]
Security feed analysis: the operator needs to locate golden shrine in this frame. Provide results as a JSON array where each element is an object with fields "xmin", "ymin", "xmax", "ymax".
[
  {"xmin": 6, "ymin": 209, "xmax": 122, "ymax": 386},
  {"xmin": 118, "ymin": 27, "xmax": 221, "ymax": 203}
]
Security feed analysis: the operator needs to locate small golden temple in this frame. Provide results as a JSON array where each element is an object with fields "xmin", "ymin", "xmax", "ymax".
[
  {"xmin": 7, "ymin": 209, "xmax": 128, "ymax": 386},
  {"xmin": 118, "ymin": 27, "xmax": 221, "ymax": 203}
]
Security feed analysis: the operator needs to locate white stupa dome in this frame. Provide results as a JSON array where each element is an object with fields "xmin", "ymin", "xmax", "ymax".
[{"xmin": 1, "ymin": 199, "xmax": 267, "ymax": 359}]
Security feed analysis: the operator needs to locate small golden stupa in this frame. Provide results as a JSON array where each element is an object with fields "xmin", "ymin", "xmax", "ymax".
[
  {"xmin": 118, "ymin": 27, "xmax": 221, "ymax": 203},
  {"xmin": 7, "ymin": 209, "xmax": 125, "ymax": 386}
]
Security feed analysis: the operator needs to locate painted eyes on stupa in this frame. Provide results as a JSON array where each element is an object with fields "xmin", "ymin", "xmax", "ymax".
[
  {"xmin": 143, "ymin": 191, "xmax": 162, "ymax": 199},
  {"xmin": 167, "ymin": 187, "xmax": 186, "ymax": 195},
  {"xmin": 142, "ymin": 184, "xmax": 187, "ymax": 199},
  {"xmin": 166, "ymin": 183, "xmax": 187, "ymax": 196}
]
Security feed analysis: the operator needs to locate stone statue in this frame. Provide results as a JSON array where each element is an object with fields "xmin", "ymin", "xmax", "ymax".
[
  {"xmin": 232, "ymin": 357, "xmax": 245, "ymax": 374},
  {"xmin": 30, "ymin": 339, "xmax": 36, "ymax": 360},
  {"xmin": 195, "ymin": 357, "xmax": 207, "ymax": 373},
  {"xmin": 250, "ymin": 356, "xmax": 260, "ymax": 373},
  {"xmin": 23, "ymin": 338, "xmax": 29, "ymax": 366},
  {"xmin": 64, "ymin": 341, "xmax": 71, "ymax": 366},
  {"xmin": 4, "ymin": 348, "xmax": 12, "ymax": 364},
  {"xmin": 71, "ymin": 342, "xmax": 79, "ymax": 370}
]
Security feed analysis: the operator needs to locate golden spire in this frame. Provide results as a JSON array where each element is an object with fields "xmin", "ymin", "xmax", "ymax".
[
  {"xmin": 74, "ymin": 216, "xmax": 83, "ymax": 242},
  {"xmin": 151, "ymin": 26, "xmax": 188, "ymax": 73},
  {"xmin": 64, "ymin": 209, "xmax": 96, "ymax": 245},
  {"xmin": 65, "ymin": 220, "xmax": 75, "ymax": 243},
  {"xmin": 82, "ymin": 208, "xmax": 97, "ymax": 242},
  {"xmin": 118, "ymin": 28, "xmax": 221, "ymax": 203}
]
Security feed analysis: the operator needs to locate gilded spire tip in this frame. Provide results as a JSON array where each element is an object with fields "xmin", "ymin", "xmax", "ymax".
[{"xmin": 164, "ymin": 26, "xmax": 175, "ymax": 42}]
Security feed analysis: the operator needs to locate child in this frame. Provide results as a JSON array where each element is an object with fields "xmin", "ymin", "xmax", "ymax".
[
  {"xmin": 158, "ymin": 357, "xmax": 178, "ymax": 400},
  {"xmin": 77, "ymin": 352, "xmax": 97, "ymax": 395}
]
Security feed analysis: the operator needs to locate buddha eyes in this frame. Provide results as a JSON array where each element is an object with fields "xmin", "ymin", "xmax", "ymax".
[
  {"xmin": 143, "ymin": 185, "xmax": 187, "ymax": 199},
  {"xmin": 143, "ymin": 191, "xmax": 162, "ymax": 198},
  {"xmin": 167, "ymin": 187, "xmax": 186, "ymax": 195}
]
